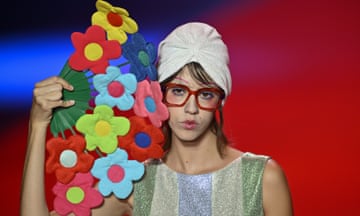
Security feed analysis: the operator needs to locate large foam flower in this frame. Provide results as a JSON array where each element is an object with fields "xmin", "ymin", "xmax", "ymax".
[
  {"xmin": 91, "ymin": 148, "xmax": 144, "ymax": 199},
  {"xmin": 46, "ymin": 135, "xmax": 95, "ymax": 184},
  {"xmin": 53, "ymin": 172, "xmax": 103, "ymax": 216},
  {"xmin": 69, "ymin": 25, "xmax": 121, "ymax": 74},
  {"xmin": 122, "ymin": 33, "xmax": 157, "ymax": 81},
  {"xmin": 91, "ymin": 0, "xmax": 138, "ymax": 44},
  {"xmin": 118, "ymin": 116, "xmax": 164, "ymax": 162},
  {"xmin": 133, "ymin": 80, "xmax": 169, "ymax": 127},
  {"xmin": 94, "ymin": 65, "xmax": 137, "ymax": 110},
  {"xmin": 75, "ymin": 105, "xmax": 130, "ymax": 154}
]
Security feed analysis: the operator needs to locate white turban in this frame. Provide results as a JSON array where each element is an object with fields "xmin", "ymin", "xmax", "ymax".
[{"xmin": 157, "ymin": 22, "xmax": 232, "ymax": 99}]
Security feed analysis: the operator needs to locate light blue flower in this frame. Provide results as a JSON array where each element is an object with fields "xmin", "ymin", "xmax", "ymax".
[
  {"xmin": 90, "ymin": 148, "xmax": 144, "ymax": 199},
  {"xmin": 93, "ymin": 66, "xmax": 137, "ymax": 110}
]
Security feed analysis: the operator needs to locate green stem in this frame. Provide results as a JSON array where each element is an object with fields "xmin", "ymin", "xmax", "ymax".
[
  {"xmin": 61, "ymin": 131, "xmax": 65, "ymax": 139},
  {"xmin": 69, "ymin": 127, "xmax": 77, "ymax": 136},
  {"xmin": 95, "ymin": 148, "xmax": 104, "ymax": 157}
]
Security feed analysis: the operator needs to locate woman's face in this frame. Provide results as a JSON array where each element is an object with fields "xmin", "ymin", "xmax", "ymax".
[{"xmin": 165, "ymin": 67, "xmax": 218, "ymax": 143}]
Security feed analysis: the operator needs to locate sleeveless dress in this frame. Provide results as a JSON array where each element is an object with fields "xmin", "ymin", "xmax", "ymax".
[{"xmin": 133, "ymin": 152, "xmax": 269, "ymax": 216}]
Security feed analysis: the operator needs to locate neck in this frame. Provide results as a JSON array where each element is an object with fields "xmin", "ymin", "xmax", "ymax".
[{"xmin": 164, "ymin": 129, "xmax": 223, "ymax": 175}]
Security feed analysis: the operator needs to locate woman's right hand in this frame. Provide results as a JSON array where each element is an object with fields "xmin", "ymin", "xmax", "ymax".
[{"xmin": 30, "ymin": 76, "xmax": 75, "ymax": 128}]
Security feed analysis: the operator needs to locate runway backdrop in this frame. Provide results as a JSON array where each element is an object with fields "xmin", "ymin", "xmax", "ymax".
[{"xmin": 1, "ymin": 0, "xmax": 359, "ymax": 215}]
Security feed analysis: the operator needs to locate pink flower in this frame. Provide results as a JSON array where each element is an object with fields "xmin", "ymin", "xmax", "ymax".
[
  {"xmin": 133, "ymin": 80, "xmax": 169, "ymax": 127},
  {"xmin": 53, "ymin": 172, "xmax": 103, "ymax": 216}
]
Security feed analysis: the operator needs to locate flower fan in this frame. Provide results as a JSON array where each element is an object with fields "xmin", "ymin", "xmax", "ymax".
[{"xmin": 45, "ymin": 1, "xmax": 169, "ymax": 215}]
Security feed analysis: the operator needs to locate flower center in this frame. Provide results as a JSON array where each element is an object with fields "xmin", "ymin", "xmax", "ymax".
[
  {"xmin": 95, "ymin": 120, "xmax": 111, "ymax": 136},
  {"xmin": 66, "ymin": 186, "xmax": 85, "ymax": 204},
  {"xmin": 59, "ymin": 150, "xmax": 77, "ymax": 168},
  {"xmin": 135, "ymin": 132, "xmax": 151, "ymax": 148},
  {"xmin": 84, "ymin": 42, "xmax": 103, "ymax": 61},
  {"xmin": 107, "ymin": 12, "xmax": 123, "ymax": 27},
  {"xmin": 138, "ymin": 50, "xmax": 150, "ymax": 66},
  {"xmin": 108, "ymin": 81, "xmax": 125, "ymax": 97},
  {"xmin": 144, "ymin": 96, "xmax": 156, "ymax": 113},
  {"xmin": 107, "ymin": 165, "xmax": 125, "ymax": 183}
]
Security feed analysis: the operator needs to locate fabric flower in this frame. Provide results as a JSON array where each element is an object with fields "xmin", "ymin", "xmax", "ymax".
[
  {"xmin": 118, "ymin": 116, "xmax": 164, "ymax": 162},
  {"xmin": 133, "ymin": 80, "xmax": 169, "ymax": 127},
  {"xmin": 91, "ymin": 0, "xmax": 138, "ymax": 44},
  {"xmin": 122, "ymin": 33, "xmax": 158, "ymax": 81},
  {"xmin": 91, "ymin": 148, "xmax": 144, "ymax": 199},
  {"xmin": 75, "ymin": 105, "xmax": 130, "ymax": 154},
  {"xmin": 46, "ymin": 135, "xmax": 95, "ymax": 184},
  {"xmin": 93, "ymin": 65, "xmax": 137, "ymax": 110},
  {"xmin": 53, "ymin": 172, "xmax": 103, "ymax": 216},
  {"xmin": 69, "ymin": 25, "xmax": 121, "ymax": 74}
]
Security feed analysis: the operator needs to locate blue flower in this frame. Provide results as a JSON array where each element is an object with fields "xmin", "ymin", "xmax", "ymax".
[
  {"xmin": 90, "ymin": 148, "xmax": 145, "ymax": 199},
  {"xmin": 122, "ymin": 33, "xmax": 158, "ymax": 81},
  {"xmin": 93, "ymin": 66, "xmax": 137, "ymax": 110}
]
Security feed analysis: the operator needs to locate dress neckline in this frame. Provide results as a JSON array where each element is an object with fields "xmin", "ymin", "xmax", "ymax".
[{"xmin": 159, "ymin": 152, "xmax": 248, "ymax": 176}]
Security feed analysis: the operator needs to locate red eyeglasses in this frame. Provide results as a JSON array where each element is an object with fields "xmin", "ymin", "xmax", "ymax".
[{"xmin": 163, "ymin": 83, "xmax": 224, "ymax": 111}]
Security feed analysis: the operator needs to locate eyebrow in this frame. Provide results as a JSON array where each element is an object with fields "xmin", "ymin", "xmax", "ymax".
[
  {"xmin": 173, "ymin": 77, "xmax": 218, "ymax": 88},
  {"xmin": 173, "ymin": 77, "xmax": 189, "ymax": 84}
]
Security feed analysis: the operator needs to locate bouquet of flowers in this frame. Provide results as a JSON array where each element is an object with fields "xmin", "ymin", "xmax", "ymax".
[{"xmin": 45, "ymin": 1, "xmax": 169, "ymax": 215}]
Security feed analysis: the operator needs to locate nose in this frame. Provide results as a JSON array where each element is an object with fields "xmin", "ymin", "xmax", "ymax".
[{"xmin": 184, "ymin": 94, "xmax": 199, "ymax": 114}]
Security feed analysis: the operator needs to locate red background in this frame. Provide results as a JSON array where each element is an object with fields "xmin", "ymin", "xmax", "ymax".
[{"xmin": 1, "ymin": 0, "xmax": 359, "ymax": 215}]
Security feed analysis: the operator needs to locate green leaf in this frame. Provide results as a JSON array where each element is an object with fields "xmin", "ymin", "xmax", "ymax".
[{"xmin": 50, "ymin": 61, "xmax": 92, "ymax": 137}]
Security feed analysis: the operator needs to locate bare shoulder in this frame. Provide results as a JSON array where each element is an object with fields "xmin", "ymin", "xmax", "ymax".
[
  {"xmin": 262, "ymin": 159, "xmax": 293, "ymax": 216},
  {"xmin": 263, "ymin": 159, "xmax": 287, "ymax": 184}
]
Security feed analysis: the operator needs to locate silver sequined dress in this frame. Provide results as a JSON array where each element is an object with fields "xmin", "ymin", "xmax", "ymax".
[{"xmin": 133, "ymin": 152, "xmax": 269, "ymax": 216}]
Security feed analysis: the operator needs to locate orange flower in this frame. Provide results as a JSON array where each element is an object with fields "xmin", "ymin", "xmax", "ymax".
[
  {"xmin": 46, "ymin": 135, "xmax": 95, "ymax": 184},
  {"xmin": 118, "ymin": 116, "xmax": 164, "ymax": 162}
]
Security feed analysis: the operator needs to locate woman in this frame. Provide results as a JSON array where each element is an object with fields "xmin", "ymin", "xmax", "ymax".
[{"xmin": 21, "ymin": 22, "xmax": 293, "ymax": 215}]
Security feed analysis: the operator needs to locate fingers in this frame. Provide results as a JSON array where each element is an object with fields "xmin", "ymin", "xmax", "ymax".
[
  {"xmin": 36, "ymin": 99, "xmax": 75, "ymax": 111},
  {"xmin": 30, "ymin": 76, "xmax": 76, "ymax": 127},
  {"xmin": 35, "ymin": 76, "xmax": 73, "ymax": 91},
  {"xmin": 33, "ymin": 76, "xmax": 75, "ymax": 111}
]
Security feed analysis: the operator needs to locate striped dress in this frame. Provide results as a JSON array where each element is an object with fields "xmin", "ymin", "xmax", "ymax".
[{"xmin": 133, "ymin": 152, "xmax": 269, "ymax": 216}]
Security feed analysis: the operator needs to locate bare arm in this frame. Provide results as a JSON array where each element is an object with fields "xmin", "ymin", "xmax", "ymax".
[
  {"xmin": 262, "ymin": 159, "xmax": 293, "ymax": 216},
  {"xmin": 20, "ymin": 76, "xmax": 75, "ymax": 216},
  {"xmin": 20, "ymin": 76, "xmax": 133, "ymax": 216}
]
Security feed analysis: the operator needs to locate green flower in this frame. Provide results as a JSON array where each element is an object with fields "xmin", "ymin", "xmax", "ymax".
[{"xmin": 76, "ymin": 105, "xmax": 130, "ymax": 153}]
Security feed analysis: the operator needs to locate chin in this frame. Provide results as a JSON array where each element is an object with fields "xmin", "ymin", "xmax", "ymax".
[{"xmin": 172, "ymin": 130, "xmax": 207, "ymax": 145}]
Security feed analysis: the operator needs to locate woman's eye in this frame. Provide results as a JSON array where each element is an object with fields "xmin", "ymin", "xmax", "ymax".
[
  {"xmin": 199, "ymin": 91, "xmax": 215, "ymax": 100},
  {"xmin": 171, "ymin": 87, "xmax": 186, "ymax": 96}
]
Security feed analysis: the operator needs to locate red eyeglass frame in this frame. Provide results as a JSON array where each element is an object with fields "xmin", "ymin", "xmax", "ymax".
[{"xmin": 163, "ymin": 83, "xmax": 224, "ymax": 111}]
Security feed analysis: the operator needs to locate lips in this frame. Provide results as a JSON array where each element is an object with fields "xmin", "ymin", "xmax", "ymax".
[{"xmin": 181, "ymin": 120, "xmax": 197, "ymax": 130}]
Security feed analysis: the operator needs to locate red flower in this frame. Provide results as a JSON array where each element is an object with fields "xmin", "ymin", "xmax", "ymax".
[
  {"xmin": 46, "ymin": 135, "xmax": 95, "ymax": 184},
  {"xmin": 118, "ymin": 116, "xmax": 164, "ymax": 162},
  {"xmin": 69, "ymin": 25, "xmax": 121, "ymax": 74}
]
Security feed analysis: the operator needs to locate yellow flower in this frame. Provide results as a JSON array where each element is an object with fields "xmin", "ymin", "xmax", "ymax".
[{"xmin": 92, "ymin": 0, "xmax": 138, "ymax": 44}]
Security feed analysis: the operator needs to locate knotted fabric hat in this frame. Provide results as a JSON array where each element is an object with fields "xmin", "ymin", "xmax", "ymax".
[{"xmin": 157, "ymin": 22, "xmax": 232, "ymax": 100}]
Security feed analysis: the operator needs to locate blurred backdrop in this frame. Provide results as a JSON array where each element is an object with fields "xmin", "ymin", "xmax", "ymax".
[{"xmin": 1, "ymin": 0, "xmax": 359, "ymax": 215}]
